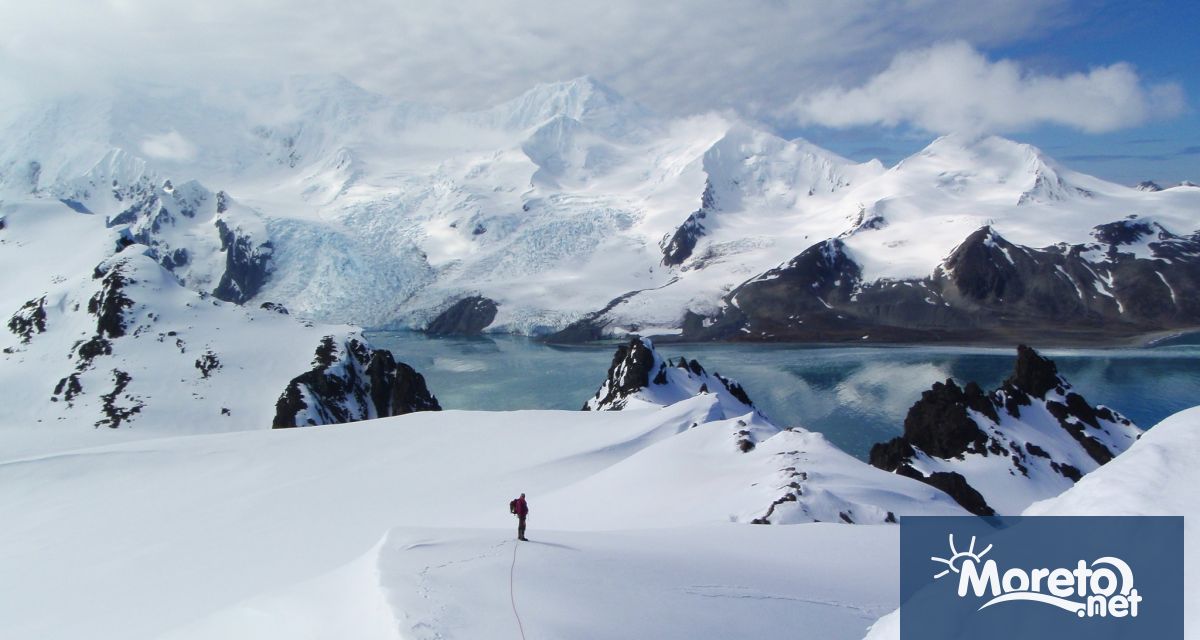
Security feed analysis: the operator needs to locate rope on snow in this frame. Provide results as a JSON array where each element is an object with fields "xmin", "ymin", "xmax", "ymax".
[{"xmin": 510, "ymin": 540, "xmax": 527, "ymax": 640}]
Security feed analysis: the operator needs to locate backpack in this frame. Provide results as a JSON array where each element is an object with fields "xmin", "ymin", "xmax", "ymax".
[{"xmin": 509, "ymin": 499, "xmax": 518, "ymax": 515}]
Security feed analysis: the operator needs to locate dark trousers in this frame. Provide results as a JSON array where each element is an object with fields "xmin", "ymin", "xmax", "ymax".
[{"xmin": 517, "ymin": 516, "xmax": 527, "ymax": 540}]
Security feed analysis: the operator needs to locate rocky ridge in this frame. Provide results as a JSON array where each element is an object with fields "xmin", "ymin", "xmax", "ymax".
[{"xmin": 868, "ymin": 345, "xmax": 1141, "ymax": 515}]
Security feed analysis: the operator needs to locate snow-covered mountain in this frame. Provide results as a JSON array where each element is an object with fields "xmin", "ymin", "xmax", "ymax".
[
  {"xmin": 868, "ymin": 345, "xmax": 1141, "ymax": 515},
  {"xmin": 4, "ymin": 75, "xmax": 1197, "ymax": 343},
  {"xmin": 0, "ymin": 194, "xmax": 435, "ymax": 434},
  {"xmin": 579, "ymin": 337, "xmax": 966, "ymax": 524}
]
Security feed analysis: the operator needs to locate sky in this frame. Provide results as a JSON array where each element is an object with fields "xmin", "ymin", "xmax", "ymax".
[{"xmin": 0, "ymin": 0, "xmax": 1194, "ymax": 185}]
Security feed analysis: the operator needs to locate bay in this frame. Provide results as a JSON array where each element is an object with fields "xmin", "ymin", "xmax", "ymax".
[{"xmin": 365, "ymin": 331, "xmax": 1200, "ymax": 461}]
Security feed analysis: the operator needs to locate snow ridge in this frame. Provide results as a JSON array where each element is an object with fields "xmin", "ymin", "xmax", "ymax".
[{"xmin": 579, "ymin": 337, "xmax": 967, "ymax": 525}]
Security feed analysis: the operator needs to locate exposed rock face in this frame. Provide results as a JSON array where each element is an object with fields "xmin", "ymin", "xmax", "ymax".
[
  {"xmin": 100, "ymin": 177, "xmax": 214, "ymax": 276},
  {"xmin": 909, "ymin": 471, "xmax": 994, "ymax": 517},
  {"xmin": 896, "ymin": 380, "xmax": 994, "ymax": 459},
  {"xmin": 213, "ymin": 219, "xmax": 273, "ymax": 304},
  {"xmin": 195, "ymin": 351, "xmax": 221, "ymax": 379},
  {"xmin": 583, "ymin": 336, "xmax": 756, "ymax": 419},
  {"xmin": 74, "ymin": 166, "xmax": 275, "ymax": 307},
  {"xmin": 684, "ymin": 238, "xmax": 892, "ymax": 342},
  {"xmin": 425, "ymin": 296, "xmax": 498, "ymax": 336},
  {"xmin": 543, "ymin": 289, "xmax": 642, "ymax": 343},
  {"xmin": 365, "ymin": 349, "xmax": 442, "ymax": 417},
  {"xmin": 583, "ymin": 337, "xmax": 658, "ymax": 410},
  {"xmin": 88, "ymin": 264, "xmax": 135, "ymax": 339},
  {"xmin": 7, "ymin": 296, "xmax": 47, "ymax": 343},
  {"xmin": 96, "ymin": 368, "xmax": 142, "ymax": 429},
  {"xmin": 1, "ymin": 226, "xmax": 412, "ymax": 431},
  {"xmin": 868, "ymin": 345, "xmax": 1141, "ymax": 515},
  {"xmin": 682, "ymin": 221, "xmax": 1200, "ymax": 344},
  {"xmin": 661, "ymin": 180, "xmax": 717, "ymax": 266},
  {"xmin": 273, "ymin": 336, "xmax": 440, "ymax": 428},
  {"xmin": 1135, "ymin": 180, "xmax": 1163, "ymax": 192}
]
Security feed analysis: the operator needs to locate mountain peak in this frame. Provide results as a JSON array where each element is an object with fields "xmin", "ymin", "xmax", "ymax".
[
  {"xmin": 583, "ymin": 337, "xmax": 758, "ymax": 420},
  {"xmin": 921, "ymin": 133, "xmax": 1043, "ymax": 161},
  {"xmin": 901, "ymin": 133, "xmax": 1093, "ymax": 204},
  {"xmin": 485, "ymin": 75, "xmax": 652, "ymax": 137}
]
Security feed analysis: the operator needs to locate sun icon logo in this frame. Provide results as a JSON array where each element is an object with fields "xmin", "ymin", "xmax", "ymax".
[{"xmin": 930, "ymin": 533, "xmax": 993, "ymax": 580}]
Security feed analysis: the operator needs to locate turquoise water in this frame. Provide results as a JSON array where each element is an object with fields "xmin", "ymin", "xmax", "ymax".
[{"xmin": 365, "ymin": 331, "xmax": 1200, "ymax": 460}]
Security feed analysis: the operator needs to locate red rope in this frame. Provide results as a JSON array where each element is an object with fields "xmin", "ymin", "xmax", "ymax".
[{"xmin": 510, "ymin": 540, "xmax": 527, "ymax": 640}]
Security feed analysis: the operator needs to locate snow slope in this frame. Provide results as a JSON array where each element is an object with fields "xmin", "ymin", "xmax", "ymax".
[
  {"xmin": 1025, "ymin": 405, "xmax": 1200, "ymax": 632},
  {"xmin": 0, "ymin": 193, "xmax": 400, "ymax": 447},
  {"xmin": 578, "ymin": 337, "xmax": 966, "ymax": 524},
  {"xmin": 168, "ymin": 526, "xmax": 897, "ymax": 640},
  {"xmin": 862, "ymin": 404, "xmax": 1200, "ymax": 640},
  {"xmin": 0, "ymin": 397, "xmax": 964, "ymax": 639}
]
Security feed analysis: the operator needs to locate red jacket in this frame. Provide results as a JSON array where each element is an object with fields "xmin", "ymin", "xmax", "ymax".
[{"xmin": 511, "ymin": 496, "xmax": 528, "ymax": 517}]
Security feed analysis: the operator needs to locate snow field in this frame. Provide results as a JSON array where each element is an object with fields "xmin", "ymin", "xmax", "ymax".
[{"xmin": 1, "ymin": 399, "xmax": 947, "ymax": 639}]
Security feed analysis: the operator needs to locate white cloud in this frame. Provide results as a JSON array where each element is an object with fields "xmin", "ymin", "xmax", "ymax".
[
  {"xmin": 788, "ymin": 41, "xmax": 1186, "ymax": 134},
  {"xmin": 0, "ymin": 0, "xmax": 1077, "ymax": 118},
  {"xmin": 140, "ymin": 130, "xmax": 197, "ymax": 161}
]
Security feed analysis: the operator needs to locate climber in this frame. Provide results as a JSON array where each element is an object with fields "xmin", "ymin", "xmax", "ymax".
[{"xmin": 509, "ymin": 493, "xmax": 529, "ymax": 541}]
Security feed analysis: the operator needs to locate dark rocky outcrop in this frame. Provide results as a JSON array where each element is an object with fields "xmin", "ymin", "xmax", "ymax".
[
  {"xmin": 273, "ymin": 336, "xmax": 440, "ymax": 428},
  {"xmin": 661, "ymin": 180, "xmax": 718, "ymax": 266},
  {"xmin": 684, "ymin": 238, "xmax": 896, "ymax": 342},
  {"xmin": 195, "ymin": 351, "xmax": 221, "ymax": 379},
  {"xmin": 52, "ymin": 373, "xmax": 83, "ymax": 404},
  {"xmin": 88, "ymin": 265, "xmax": 135, "ymax": 339},
  {"xmin": 582, "ymin": 337, "xmax": 658, "ymax": 410},
  {"xmin": 260, "ymin": 302, "xmax": 289, "ymax": 315},
  {"xmin": 7, "ymin": 296, "xmax": 47, "ymax": 343},
  {"xmin": 73, "ymin": 336, "xmax": 113, "ymax": 369},
  {"xmin": 1002, "ymin": 344, "xmax": 1062, "ymax": 400},
  {"xmin": 425, "ymin": 296, "xmax": 498, "ymax": 336},
  {"xmin": 1092, "ymin": 219, "xmax": 1154, "ymax": 247},
  {"xmin": 543, "ymin": 289, "xmax": 644, "ymax": 343},
  {"xmin": 682, "ymin": 221, "xmax": 1200, "ymax": 344},
  {"xmin": 893, "ymin": 379, "xmax": 993, "ymax": 459},
  {"xmin": 95, "ymin": 369, "xmax": 143, "ymax": 429},
  {"xmin": 213, "ymin": 219, "xmax": 273, "ymax": 304},
  {"xmin": 869, "ymin": 345, "xmax": 1140, "ymax": 515},
  {"xmin": 911, "ymin": 471, "xmax": 995, "ymax": 517},
  {"xmin": 365, "ymin": 350, "xmax": 442, "ymax": 416},
  {"xmin": 582, "ymin": 337, "xmax": 757, "ymax": 418}
]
